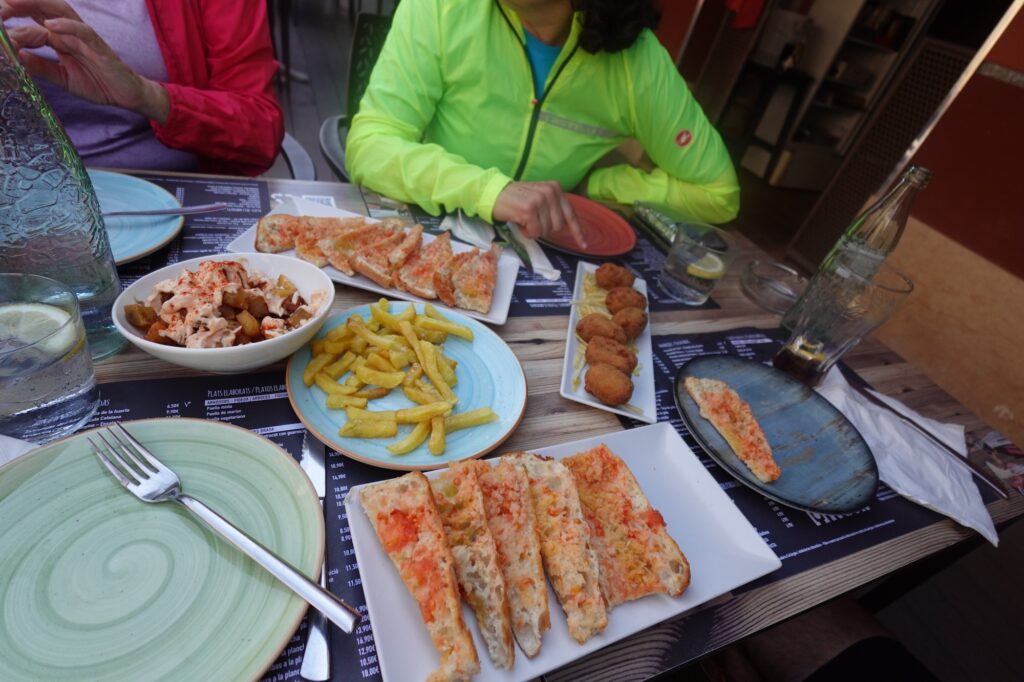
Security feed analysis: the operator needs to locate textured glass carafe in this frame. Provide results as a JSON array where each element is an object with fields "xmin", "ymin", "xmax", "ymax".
[
  {"xmin": 0, "ymin": 24, "xmax": 124, "ymax": 360},
  {"xmin": 781, "ymin": 165, "xmax": 931, "ymax": 331}
]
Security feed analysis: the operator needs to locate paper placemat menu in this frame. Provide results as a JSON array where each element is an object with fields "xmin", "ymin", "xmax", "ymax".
[{"xmin": 114, "ymin": 175, "xmax": 272, "ymax": 286}]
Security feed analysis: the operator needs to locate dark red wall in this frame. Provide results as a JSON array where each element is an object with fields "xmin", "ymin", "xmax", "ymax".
[{"xmin": 910, "ymin": 10, "xmax": 1024, "ymax": 279}]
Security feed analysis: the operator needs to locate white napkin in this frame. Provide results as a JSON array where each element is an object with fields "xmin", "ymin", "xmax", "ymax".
[
  {"xmin": 816, "ymin": 368, "xmax": 998, "ymax": 546},
  {"xmin": 0, "ymin": 434, "xmax": 37, "ymax": 466},
  {"xmin": 439, "ymin": 211, "xmax": 561, "ymax": 281},
  {"xmin": 507, "ymin": 223, "xmax": 562, "ymax": 281}
]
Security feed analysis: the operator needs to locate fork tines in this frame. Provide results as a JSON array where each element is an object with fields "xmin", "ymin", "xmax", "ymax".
[{"xmin": 90, "ymin": 424, "xmax": 162, "ymax": 485}]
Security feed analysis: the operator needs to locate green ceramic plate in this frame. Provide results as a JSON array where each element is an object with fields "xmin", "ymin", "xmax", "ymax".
[{"xmin": 0, "ymin": 418, "xmax": 323, "ymax": 681}]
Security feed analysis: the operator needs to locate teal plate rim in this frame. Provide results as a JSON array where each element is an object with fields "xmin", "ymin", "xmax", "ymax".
[
  {"xmin": 0, "ymin": 417, "xmax": 323, "ymax": 682},
  {"xmin": 286, "ymin": 303, "xmax": 528, "ymax": 471},
  {"xmin": 673, "ymin": 355, "xmax": 879, "ymax": 514},
  {"xmin": 89, "ymin": 169, "xmax": 184, "ymax": 265}
]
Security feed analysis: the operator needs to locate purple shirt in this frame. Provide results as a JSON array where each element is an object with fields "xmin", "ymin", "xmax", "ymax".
[{"xmin": 4, "ymin": 1, "xmax": 199, "ymax": 171}]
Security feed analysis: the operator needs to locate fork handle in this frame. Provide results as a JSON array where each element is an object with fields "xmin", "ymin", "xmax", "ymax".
[{"xmin": 177, "ymin": 494, "xmax": 361, "ymax": 633}]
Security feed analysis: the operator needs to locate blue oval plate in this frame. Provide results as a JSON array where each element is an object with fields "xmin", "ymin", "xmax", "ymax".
[
  {"xmin": 89, "ymin": 169, "xmax": 183, "ymax": 265},
  {"xmin": 674, "ymin": 355, "xmax": 878, "ymax": 514},
  {"xmin": 286, "ymin": 303, "xmax": 527, "ymax": 471}
]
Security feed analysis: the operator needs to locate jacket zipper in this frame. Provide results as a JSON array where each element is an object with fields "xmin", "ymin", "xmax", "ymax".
[{"xmin": 496, "ymin": 2, "xmax": 579, "ymax": 181}]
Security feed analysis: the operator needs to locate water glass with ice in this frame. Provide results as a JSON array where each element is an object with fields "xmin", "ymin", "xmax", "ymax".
[
  {"xmin": 658, "ymin": 222, "xmax": 736, "ymax": 305},
  {"xmin": 0, "ymin": 274, "xmax": 99, "ymax": 444}
]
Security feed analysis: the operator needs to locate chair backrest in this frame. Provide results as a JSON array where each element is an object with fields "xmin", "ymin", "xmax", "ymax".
[
  {"xmin": 345, "ymin": 13, "xmax": 394, "ymax": 123},
  {"xmin": 280, "ymin": 132, "xmax": 317, "ymax": 181}
]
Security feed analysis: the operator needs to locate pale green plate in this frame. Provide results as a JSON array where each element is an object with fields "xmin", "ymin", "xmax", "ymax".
[{"xmin": 0, "ymin": 418, "xmax": 323, "ymax": 681}]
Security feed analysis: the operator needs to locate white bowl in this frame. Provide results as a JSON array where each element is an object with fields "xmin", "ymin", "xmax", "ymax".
[{"xmin": 113, "ymin": 253, "xmax": 336, "ymax": 373}]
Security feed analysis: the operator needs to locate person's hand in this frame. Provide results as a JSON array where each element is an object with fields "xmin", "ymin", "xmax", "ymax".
[
  {"xmin": 493, "ymin": 181, "xmax": 587, "ymax": 247},
  {"xmin": 0, "ymin": 0, "xmax": 169, "ymax": 123}
]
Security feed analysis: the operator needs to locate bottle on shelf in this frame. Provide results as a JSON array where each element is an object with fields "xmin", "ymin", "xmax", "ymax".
[
  {"xmin": 0, "ymin": 24, "xmax": 125, "ymax": 360},
  {"xmin": 780, "ymin": 164, "xmax": 931, "ymax": 330}
]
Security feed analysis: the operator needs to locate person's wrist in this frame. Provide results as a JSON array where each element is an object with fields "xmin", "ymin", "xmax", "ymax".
[
  {"xmin": 130, "ymin": 76, "xmax": 170, "ymax": 125},
  {"xmin": 479, "ymin": 174, "xmax": 514, "ymax": 224}
]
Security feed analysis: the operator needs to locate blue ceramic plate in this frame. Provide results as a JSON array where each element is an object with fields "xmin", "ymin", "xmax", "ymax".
[
  {"xmin": 286, "ymin": 303, "xmax": 527, "ymax": 471},
  {"xmin": 89, "ymin": 169, "xmax": 183, "ymax": 265},
  {"xmin": 674, "ymin": 355, "xmax": 878, "ymax": 514}
]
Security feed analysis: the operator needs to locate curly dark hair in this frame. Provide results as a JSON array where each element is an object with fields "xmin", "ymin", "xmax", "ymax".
[{"xmin": 575, "ymin": 0, "xmax": 661, "ymax": 54}]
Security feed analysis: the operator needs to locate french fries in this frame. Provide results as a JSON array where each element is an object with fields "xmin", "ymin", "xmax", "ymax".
[
  {"xmin": 414, "ymin": 316, "xmax": 474, "ymax": 341},
  {"xmin": 339, "ymin": 420, "xmax": 397, "ymax": 438},
  {"xmin": 444, "ymin": 407, "xmax": 498, "ymax": 432},
  {"xmin": 387, "ymin": 421, "xmax": 431, "ymax": 455},
  {"xmin": 429, "ymin": 416, "xmax": 446, "ymax": 455},
  {"xmin": 303, "ymin": 300, "xmax": 499, "ymax": 457},
  {"xmin": 396, "ymin": 401, "xmax": 453, "ymax": 424}
]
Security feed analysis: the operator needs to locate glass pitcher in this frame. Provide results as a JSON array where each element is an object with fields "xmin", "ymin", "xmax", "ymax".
[{"xmin": 0, "ymin": 23, "xmax": 124, "ymax": 360}]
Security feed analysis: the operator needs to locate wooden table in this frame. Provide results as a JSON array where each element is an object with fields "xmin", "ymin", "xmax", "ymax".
[{"xmin": 96, "ymin": 174, "xmax": 1024, "ymax": 681}]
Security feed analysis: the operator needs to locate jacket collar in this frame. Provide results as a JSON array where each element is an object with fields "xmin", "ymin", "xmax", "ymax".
[{"xmin": 495, "ymin": 0, "xmax": 583, "ymax": 53}]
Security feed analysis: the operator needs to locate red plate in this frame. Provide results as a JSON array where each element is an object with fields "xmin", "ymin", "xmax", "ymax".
[{"xmin": 540, "ymin": 194, "xmax": 637, "ymax": 257}]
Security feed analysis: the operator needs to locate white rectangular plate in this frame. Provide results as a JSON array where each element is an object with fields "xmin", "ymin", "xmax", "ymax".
[
  {"xmin": 560, "ymin": 261, "xmax": 657, "ymax": 424},
  {"xmin": 345, "ymin": 422, "xmax": 782, "ymax": 682},
  {"xmin": 226, "ymin": 197, "xmax": 519, "ymax": 325}
]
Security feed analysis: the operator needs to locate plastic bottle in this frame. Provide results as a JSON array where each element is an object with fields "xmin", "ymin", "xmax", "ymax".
[{"xmin": 0, "ymin": 24, "xmax": 125, "ymax": 360}]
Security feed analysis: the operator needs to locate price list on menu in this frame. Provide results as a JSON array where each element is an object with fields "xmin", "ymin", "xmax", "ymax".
[
  {"xmin": 77, "ymin": 371, "xmax": 390, "ymax": 682},
  {"xmin": 619, "ymin": 328, "xmax": 950, "ymax": 588}
]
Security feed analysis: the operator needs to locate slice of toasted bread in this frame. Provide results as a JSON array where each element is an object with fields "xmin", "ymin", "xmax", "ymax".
[
  {"xmin": 469, "ymin": 459, "xmax": 550, "ymax": 658},
  {"xmin": 395, "ymin": 232, "xmax": 453, "ymax": 299},
  {"xmin": 563, "ymin": 444, "xmax": 690, "ymax": 606},
  {"xmin": 360, "ymin": 472, "xmax": 480, "ymax": 682},
  {"xmin": 255, "ymin": 214, "xmax": 300, "ymax": 253},
  {"xmin": 321, "ymin": 222, "xmax": 396, "ymax": 275},
  {"xmin": 294, "ymin": 231, "xmax": 328, "ymax": 266},
  {"xmin": 450, "ymin": 243, "xmax": 500, "ymax": 313},
  {"xmin": 351, "ymin": 231, "xmax": 407, "ymax": 288},
  {"xmin": 430, "ymin": 462, "xmax": 515, "ymax": 670},
  {"xmin": 389, "ymin": 224, "xmax": 424, "ymax": 268},
  {"xmin": 684, "ymin": 376, "xmax": 780, "ymax": 483},
  {"xmin": 503, "ymin": 452, "xmax": 607, "ymax": 644},
  {"xmin": 434, "ymin": 251, "xmax": 475, "ymax": 308}
]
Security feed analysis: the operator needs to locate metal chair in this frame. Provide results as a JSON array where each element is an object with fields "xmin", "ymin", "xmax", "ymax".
[
  {"xmin": 318, "ymin": 12, "xmax": 393, "ymax": 181},
  {"xmin": 280, "ymin": 132, "xmax": 317, "ymax": 181}
]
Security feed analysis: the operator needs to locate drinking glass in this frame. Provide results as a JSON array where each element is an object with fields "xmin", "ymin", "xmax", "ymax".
[
  {"xmin": 0, "ymin": 273, "xmax": 99, "ymax": 443},
  {"xmin": 772, "ymin": 261, "xmax": 913, "ymax": 386},
  {"xmin": 658, "ymin": 222, "xmax": 736, "ymax": 305}
]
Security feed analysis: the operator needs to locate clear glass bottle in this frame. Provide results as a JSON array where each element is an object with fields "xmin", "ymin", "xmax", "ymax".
[
  {"xmin": 0, "ymin": 24, "xmax": 125, "ymax": 359},
  {"xmin": 781, "ymin": 165, "xmax": 931, "ymax": 330}
]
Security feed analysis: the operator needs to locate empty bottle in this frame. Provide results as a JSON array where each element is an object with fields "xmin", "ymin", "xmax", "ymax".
[{"xmin": 781, "ymin": 165, "xmax": 931, "ymax": 330}]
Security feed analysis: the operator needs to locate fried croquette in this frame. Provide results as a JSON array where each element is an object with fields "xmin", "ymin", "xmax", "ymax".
[
  {"xmin": 575, "ymin": 313, "xmax": 627, "ymax": 344},
  {"xmin": 585, "ymin": 336, "xmax": 637, "ymax": 375},
  {"xmin": 584, "ymin": 362, "xmax": 634, "ymax": 406},
  {"xmin": 612, "ymin": 307, "xmax": 648, "ymax": 340},
  {"xmin": 605, "ymin": 287, "xmax": 647, "ymax": 315},
  {"xmin": 595, "ymin": 263, "xmax": 635, "ymax": 290}
]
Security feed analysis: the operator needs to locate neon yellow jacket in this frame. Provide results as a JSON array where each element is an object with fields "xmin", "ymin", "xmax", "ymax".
[{"xmin": 347, "ymin": 0, "xmax": 740, "ymax": 225}]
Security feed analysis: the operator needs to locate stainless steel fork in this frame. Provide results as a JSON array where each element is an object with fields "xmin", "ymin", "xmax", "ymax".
[{"xmin": 89, "ymin": 423, "xmax": 361, "ymax": 633}]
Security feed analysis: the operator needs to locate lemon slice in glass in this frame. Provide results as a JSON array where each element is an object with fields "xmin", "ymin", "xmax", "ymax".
[
  {"xmin": 686, "ymin": 253, "xmax": 726, "ymax": 279},
  {"xmin": 0, "ymin": 303, "xmax": 78, "ymax": 356}
]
